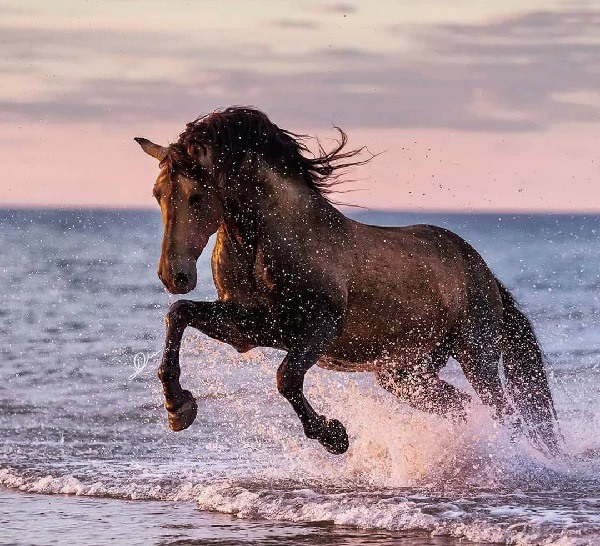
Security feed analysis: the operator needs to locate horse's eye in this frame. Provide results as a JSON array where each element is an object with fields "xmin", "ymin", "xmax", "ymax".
[{"xmin": 189, "ymin": 194, "xmax": 201, "ymax": 206}]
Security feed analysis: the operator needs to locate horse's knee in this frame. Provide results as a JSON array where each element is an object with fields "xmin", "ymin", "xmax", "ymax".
[
  {"xmin": 376, "ymin": 368, "xmax": 415, "ymax": 398},
  {"xmin": 377, "ymin": 368, "xmax": 470, "ymax": 415},
  {"xmin": 166, "ymin": 299, "xmax": 193, "ymax": 325}
]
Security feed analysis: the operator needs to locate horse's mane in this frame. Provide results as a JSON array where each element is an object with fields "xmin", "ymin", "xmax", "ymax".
[{"xmin": 164, "ymin": 106, "xmax": 370, "ymax": 201}]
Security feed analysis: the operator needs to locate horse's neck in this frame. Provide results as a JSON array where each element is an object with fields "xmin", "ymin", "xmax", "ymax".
[{"xmin": 224, "ymin": 168, "xmax": 347, "ymax": 248}]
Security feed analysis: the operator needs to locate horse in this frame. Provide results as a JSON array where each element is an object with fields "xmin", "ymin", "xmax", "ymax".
[{"xmin": 134, "ymin": 106, "xmax": 559, "ymax": 455}]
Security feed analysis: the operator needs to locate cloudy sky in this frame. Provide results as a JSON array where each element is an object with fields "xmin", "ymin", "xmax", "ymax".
[{"xmin": 2, "ymin": 0, "xmax": 599, "ymax": 210}]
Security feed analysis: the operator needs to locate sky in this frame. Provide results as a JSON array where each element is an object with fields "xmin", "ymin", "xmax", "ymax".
[{"xmin": 1, "ymin": 0, "xmax": 599, "ymax": 211}]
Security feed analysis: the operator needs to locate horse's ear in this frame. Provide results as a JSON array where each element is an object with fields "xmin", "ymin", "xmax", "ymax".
[
  {"xmin": 186, "ymin": 142, "xmax": 212, "ymax": 170},
  {"xmin": 134, "ymin": 137, "xmax": 167, "ymax": 161}
]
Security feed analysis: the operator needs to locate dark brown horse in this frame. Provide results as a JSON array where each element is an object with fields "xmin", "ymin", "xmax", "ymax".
[{"xmin": 135, "ymin": 106, "xmax": 559, "ymax": 455}]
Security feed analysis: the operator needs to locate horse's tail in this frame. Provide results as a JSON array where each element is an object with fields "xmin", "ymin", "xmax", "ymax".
[{"xmin": 496, "ymin": 279, "xmax": 560, "ymax": 453}]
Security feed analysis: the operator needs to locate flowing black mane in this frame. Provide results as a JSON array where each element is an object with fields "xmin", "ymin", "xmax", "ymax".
[{"xmin": 164, "ymin": 106, "xmax": 369, "ymax": 199}]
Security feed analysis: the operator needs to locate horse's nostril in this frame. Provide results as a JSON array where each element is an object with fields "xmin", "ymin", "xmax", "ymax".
[{"xmin": 174, "ymin": 272, "xmax": 188, "ymax": 287}]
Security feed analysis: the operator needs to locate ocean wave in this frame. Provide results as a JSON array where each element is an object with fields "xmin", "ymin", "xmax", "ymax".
[{"xmin": 1, "ymin": 467, "xmax": 599, "ymax": 546}]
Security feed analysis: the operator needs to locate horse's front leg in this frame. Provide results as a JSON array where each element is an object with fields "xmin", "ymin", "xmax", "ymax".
[
  {"xmin": 276, "ymin": 311, "xmax": 349, "ymax": 455},
  {"xmin": 159, "ymin": 301, "xmax": 199, "ymax": 431},
  {"xmin": 159, "ymin": 299, "xmax": 287, "ymax": 431}
]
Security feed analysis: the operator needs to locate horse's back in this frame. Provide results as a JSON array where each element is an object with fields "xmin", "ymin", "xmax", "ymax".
[{"xmin": 349, "ymin": 221, "xmax": 498, "ymax": 300}]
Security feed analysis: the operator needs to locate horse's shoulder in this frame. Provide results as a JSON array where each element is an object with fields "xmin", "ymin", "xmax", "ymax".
[{"xmin": 211, "ymin": 227, "xmax": 256, "ymax": 301}]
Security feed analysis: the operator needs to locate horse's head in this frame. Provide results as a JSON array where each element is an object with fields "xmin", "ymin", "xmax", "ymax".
[{"xmin": 135, "ymin": 137, "xmax": 223, "ymax": 294}]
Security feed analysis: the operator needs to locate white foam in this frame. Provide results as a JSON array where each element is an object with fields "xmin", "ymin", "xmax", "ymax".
[
  {"xmin": 4, "ymin": 466, "xmax": 597, "ymax": 545},
  {"xmin": 190, "ymin": 479, "xmax": 600, "ymax": 545}
]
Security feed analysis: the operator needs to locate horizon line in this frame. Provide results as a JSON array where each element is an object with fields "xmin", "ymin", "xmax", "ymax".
[{"xmin": 1, "ymin": 204, "xmax": 600, "ymax": 216}]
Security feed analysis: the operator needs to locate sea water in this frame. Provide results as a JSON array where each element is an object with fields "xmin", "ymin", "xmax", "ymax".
[{"xmin": 1, "ymin": 209, "xmax": 599, "ymax": 545}]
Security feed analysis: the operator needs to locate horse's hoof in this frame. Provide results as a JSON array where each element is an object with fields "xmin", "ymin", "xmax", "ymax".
[
  {"xmin": 166, "ymin": 391, "xmax": 198, "ymax": 432},
  {"xmin": 318, "ymin": 418, "xmax": 349, "ymax": 455}
]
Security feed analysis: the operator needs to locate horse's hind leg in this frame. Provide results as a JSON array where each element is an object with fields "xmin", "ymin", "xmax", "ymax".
[
  {"xmin": 377, "ymin": 341, "xmax": 471, "ymax": 417},
  {"xmin": 453, "ymin": 321, "xmax": 510, "ymax": 420}
]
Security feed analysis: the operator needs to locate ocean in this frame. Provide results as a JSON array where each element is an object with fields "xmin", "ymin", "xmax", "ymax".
[{"xmin": 1, "ymin": 208, "xmax": 599, "ymax": 545}]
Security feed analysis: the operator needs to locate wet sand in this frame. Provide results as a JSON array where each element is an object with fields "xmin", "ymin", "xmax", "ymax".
[{"xmin": 1, "ymin": 488, "xmax": 474, "ymax": 546}]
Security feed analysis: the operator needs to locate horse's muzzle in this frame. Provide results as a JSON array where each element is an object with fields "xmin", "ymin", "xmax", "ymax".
[
  {"xmin": 158, "ymin": 266, "xmax": 197, "ymax": 294},
  {"xmin": 173, "ymin": 272, "xmax": 191, "ymax": 292}
]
